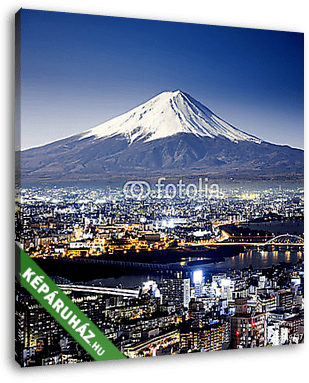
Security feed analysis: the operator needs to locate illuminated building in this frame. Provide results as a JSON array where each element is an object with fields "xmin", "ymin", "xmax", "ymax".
[
  {"xmin": 267, "ymin": 322, "xmax": 289, "ymax": 346},
  {"xmin": 67, "ymin": 248, "xmax": 89, "ymax": 257},
  {"xmin": 180, "ymin": 322, "xmax": 227, "ymax": 352},
  {"xmin": 257, "ymin": 294, "xmax": 276, "ymax": 313},
  {"xmin": 193, "ymin": 270, "xmax": 204, "ymax": 297},
  {"xmin": 122, "ymin": 329, "xmax": 180, "ymax": 357},
  {"xmin": 15, "ymin": 283, "xmax": 68, "ymax": 366},
  {"xmin": 104, "ymin": 296, "xmax": 157, "ymax": 321},
  {"xmin": 142, "ymin": 280, "xmax": 160, "ymax": 297},
  {"xmin": 277, "ymin": 290, "xmax": 294, "ymax": 312},
  {"xmin": 283, "ymin": 312, "xmax": 304, "ymax": 342},
  {"xmin": 231, "ymin": 298, "xmax": 266, "ymax": 348},
  {"xmin": 188, "ymin": 299, "xmax": 205, "ymax": 328},
  {"xmin": 161, "ymin": 277, "xmax": 190, "ymax": 309}
]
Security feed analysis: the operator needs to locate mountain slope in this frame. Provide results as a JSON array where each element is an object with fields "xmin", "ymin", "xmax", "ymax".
[
  {"xmin": 81, "ymin": 90, "xmax": 262, "ymax": 144},
  {"xmin": 19, "ymin": 90, "xmax": 303, "ymax": 183}
]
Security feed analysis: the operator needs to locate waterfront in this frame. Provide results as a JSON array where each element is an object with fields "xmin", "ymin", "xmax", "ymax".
[
  {"xmin": 37, "ymin": 249, "xmax": 304, "ymax": 288},
  {"xmin": 79, "ymin": 248, "xmax": 303, "ymax": 288},
  {"xmin": 203, "ymin": 248, "xmax": 303, "ymax": 279},
  {"xmin": 16, "ymin": 185, "xmax": 305, "ymax": 365}
]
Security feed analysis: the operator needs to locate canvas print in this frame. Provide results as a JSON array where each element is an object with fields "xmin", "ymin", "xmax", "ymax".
[{"xmin": 15, "ymin": 8, "xmax": 304, "ymax": 367}]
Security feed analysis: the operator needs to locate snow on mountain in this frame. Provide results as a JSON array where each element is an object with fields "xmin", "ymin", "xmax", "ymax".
[
  {"xmin": 19, "ymin": 89, "xmax": 303, "ymax": 183},
  {"xmin": 80, "ymin": 90, "xmax": 262, "ymax": 145}
]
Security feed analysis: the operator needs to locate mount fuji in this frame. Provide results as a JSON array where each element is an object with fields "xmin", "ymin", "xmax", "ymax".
[
  {"xmin": 19, "ymin": 90, "xmax": 303, "ymax": 183},
  {"xmin": 81, "ymin": 90, "xmax": 262, "ymax": 145}
]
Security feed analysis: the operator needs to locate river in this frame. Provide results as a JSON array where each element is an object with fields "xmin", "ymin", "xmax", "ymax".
[
  {"xmin": 88, "ymin": 248, "xmax": 303, "ymax": 288},
  {"xmin": 39, "ymin": 220, "xmax": 303, "ymax": 288},
  {"xmin": 88, "ymin": 220, "xmax": 304, "ymax": 288}
]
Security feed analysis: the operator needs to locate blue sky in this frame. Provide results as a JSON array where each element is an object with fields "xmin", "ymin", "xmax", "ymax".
[{"xmin": 20, "ymin": 9, "xmax": 304, "ymax": 149}]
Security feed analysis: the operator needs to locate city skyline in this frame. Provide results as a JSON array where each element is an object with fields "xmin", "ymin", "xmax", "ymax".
[
  {"xmin": 15, "ymin": 183, "xmax": 304, "ymax": 365},
  {"xmin": 15, "ymin": 8, "xmax": 304, "ymax": 367},
  {"xmin": 20, "ymin": 9, "xmax": 304, "ymax": 150}
]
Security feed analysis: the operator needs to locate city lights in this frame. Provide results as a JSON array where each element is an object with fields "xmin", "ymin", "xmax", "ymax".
[
  {"xmin": 15, "ymin": 185, "xmax": 304, "ymax": 365},
  {"xmin": 193, "ymin": 270, "xmax": 203, "ymax": 285}
]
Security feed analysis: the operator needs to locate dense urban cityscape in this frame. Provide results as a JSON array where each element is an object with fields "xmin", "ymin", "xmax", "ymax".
[
  {"xmin": 14, "ymin": 7, "xmax": 304, "ymax": 376},
  {"xmin": 15, "ymin": 184, "xmax": 304, "ymax": 366}
]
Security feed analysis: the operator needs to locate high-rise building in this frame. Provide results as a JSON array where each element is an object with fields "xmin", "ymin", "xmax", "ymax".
[
  {"xmin": 15, "ymin": 282, "xmax": 66, "ymax": 366},
  {"xmin": 161, "ymin": 278, "xmax": 190, "ymax": 309},
  {"xmin": 277, "ymin": 290, "xmax": 294, "ymax": 312},
  {"xmin": 231, "ymin": 298, "xmax": 266, "ymax": 348},
  {"xmin": 180, "ymin": 322, "xmax": 227, "ymax": 352},
  {"xmin": 257, "ymin": 294, "xmax": 276, "ymax": 313},
  {"xmin": 188, "ymin": 299, "xmax": 205, "ymax": 328}
]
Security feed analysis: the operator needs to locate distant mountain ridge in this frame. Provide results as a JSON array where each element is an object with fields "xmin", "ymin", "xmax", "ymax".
[{"xmin": 18, "ymin": 90, "xmax": 303, "ymax": 183}]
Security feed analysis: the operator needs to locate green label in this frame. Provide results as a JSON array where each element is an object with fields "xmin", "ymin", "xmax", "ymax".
[{"xmin": 16, "ymin": 244, "xmax": 126, "ymax": 362}]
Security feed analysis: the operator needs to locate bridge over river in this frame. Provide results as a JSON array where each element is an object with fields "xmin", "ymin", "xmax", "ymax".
[
  {"xmin": 187, "ymin": 234, "xmax": 304, "ymax": 248},
  {"xmin": 39, "ymin": 235, "xmax": 303, "ymax": 279},
  {"xmin": 53, "ymin": 256, "xmax": 186, "ymax": 271}
]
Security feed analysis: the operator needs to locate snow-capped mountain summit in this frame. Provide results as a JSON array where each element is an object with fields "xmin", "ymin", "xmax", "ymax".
[
  {"xmin": 20, "ymin": 90, "xmax": 303, "ymax": 183},
  {"xmin": 81, "ymin": 90, "xmax": 262, "ymax": 145}
]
